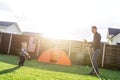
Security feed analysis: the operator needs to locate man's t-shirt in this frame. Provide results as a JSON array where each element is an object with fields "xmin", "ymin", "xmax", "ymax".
[{"xmin": 93, "ymin": 32, "xmax": 101, "ymax": 50}]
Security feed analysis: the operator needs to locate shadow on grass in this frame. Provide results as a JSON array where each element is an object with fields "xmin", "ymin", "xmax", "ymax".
[{"xmin": 0, "ymin": 66, "xmax": 20, "ymax": 75}]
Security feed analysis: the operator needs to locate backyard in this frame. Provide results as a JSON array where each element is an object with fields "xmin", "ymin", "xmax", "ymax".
[{"xmin": 0, "ymin": 54, "xmax": 120, "ymax": 80}]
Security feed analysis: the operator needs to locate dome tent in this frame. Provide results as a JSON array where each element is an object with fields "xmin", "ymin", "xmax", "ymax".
[{"xmin": 38, "ymin": 48, "xmax": 71, "ymax": 66}]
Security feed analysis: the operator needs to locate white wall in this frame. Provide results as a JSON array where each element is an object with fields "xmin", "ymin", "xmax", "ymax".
[
  {"xmin": 4, "ymin": 24, "xmax": 21, "ymax": 34},
  {"xmin": 107, "ymin": 39, "xmax": 112, "ymax": 44},
  {"xmin": 111, "ymin": 33, "xmax": 120, "ymax": 45},
  {"xmin": 0, "ymin": 26, "xmax": 7, "ymax": 31}
]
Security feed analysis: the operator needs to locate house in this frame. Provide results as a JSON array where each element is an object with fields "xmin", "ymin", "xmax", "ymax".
[
  {"xmin": 0, "ymin": 21, "xmax": 22, "ymax": 34},
  {"xmin": 107, "ymin": 28, "xmax": 120, "ymax": 45}
]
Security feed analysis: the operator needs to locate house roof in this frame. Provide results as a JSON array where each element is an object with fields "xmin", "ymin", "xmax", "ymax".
[
  {"xmin": 108, "ymin": 28, "xmax": 120, "ymax": 35},
  {"xmin": 0, "ymin": 21, "xmax": 22, "ymax": 34},
  {"xmin": 0, "ymin": 21, "xmax": 15, "ymax": 27},
  {"xmin": 108, "ymin": 28, "xmax": 120, "ymax": 39}
]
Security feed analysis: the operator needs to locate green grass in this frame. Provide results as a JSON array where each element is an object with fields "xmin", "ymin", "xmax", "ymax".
[{"xmin": 0, "ymin": 54, "xmax": 120, "ymax": 80}]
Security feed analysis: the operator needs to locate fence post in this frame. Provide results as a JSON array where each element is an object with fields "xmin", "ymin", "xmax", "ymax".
[
  {"xmin": 68, "ymin": 40, "xmax": 71, "ymax": 58},
  {"xmin": 101, "ymin": 43, "xmax": 106, "ymax": 67},
  {"xmin": 0, "ymin": 32, "xmax": 2, "ymax": 46},
  {"xmin": 80, "ymin": 41, "xmax": 85, "ymax": 65},
  {"xmin": 36, "ymin": 36, "xmax": 41, "ymax": 57},
  {"xmin": 8, "ymin": 33, "xmax": 12, "ymax": 54}
]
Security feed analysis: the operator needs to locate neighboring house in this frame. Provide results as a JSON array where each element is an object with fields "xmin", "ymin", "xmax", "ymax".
[
  {"xmin": 107, "ymin": 28, "xmax": 120, "ymax": 45},
  {"xmin": 0, "ymin": 21, "xmax": 22, "ymax": 34}
]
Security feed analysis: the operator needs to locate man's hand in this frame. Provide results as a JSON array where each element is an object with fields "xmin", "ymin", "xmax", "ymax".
[
  {"xmin": 83, "ymin": 39, "xmax": 92, "ymax": 48},
  {"xmin": 83, "ymin": 39, "xmax": 88, "ymax": 43}
]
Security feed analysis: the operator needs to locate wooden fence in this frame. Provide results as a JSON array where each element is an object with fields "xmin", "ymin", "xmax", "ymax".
[
  {"xmin": 0, "ymin": 32, "xmax": 120, "ymax": 70},
  {"xmin": 103, "ymin": 45, "xmax": 120, "ymax": 70}
]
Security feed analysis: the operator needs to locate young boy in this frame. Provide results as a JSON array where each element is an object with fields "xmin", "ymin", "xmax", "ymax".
[{"xmin": 18, "ymin": 42, "xmax": 31, "ymax": 67}]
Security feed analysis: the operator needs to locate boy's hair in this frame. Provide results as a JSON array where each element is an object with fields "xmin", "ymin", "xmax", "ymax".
[
  {"xmin": 92, "ymin": 26, "xmax": 97, "ymax": 30},
  {"xmin": 21, "ymin": 42, "xmax": 27, "ymax": 48}
]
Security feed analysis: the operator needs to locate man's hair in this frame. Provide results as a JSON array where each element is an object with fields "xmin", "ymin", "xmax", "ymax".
[{"xmin": 92, "ymin": 26, "xmax": 97, "ymax": 30}]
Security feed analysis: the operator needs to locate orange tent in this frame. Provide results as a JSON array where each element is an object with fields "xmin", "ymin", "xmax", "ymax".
[{"xmin": 38, "ymin": 48, "xmax": 71, "ymax": 66}]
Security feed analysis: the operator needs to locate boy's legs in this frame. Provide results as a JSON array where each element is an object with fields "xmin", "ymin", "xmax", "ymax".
[
  {"xmin": 19, "ymin": 56, "xmax": 22, "ymax": 66},
  {"xmin": 21, "ymin": 56, "xmax": 25, "ymax": 66},
  {"xmin": 19, "ymin": 56, "xmax": 25, "ymax": 66}
]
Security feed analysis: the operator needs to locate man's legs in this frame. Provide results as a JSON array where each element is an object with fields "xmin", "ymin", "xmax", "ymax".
[{"xmin": 90, "ymin": 49, "xmax": 100, "ymax": 74}]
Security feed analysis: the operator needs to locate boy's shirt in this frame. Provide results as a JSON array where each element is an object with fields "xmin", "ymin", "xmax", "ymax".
[{"xmin": 20, "ymin": 48, "xmax": 27, "ymax": 56}]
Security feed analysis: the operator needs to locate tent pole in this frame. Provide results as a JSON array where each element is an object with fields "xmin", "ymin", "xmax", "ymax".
[
  {"xmin": 101, "ymin": 43, "xmax": 106, "ymax": 67},
  {"xmin": 68, "ymin": 40, "xmax": 71, "ymax": 58},
  {"xmin": 8, "ymin": 33, "xmax": 12, "ymax": 54}
]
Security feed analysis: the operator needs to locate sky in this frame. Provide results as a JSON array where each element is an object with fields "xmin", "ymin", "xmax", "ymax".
[{"xmin": 0, "ymin": 0, "xmax": 120, "ymax": 41}]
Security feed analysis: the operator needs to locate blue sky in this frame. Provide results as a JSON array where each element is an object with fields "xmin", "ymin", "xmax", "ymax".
[{"xmin": 0, "ymin": 0, "xmax": 120, "ymax": 41}]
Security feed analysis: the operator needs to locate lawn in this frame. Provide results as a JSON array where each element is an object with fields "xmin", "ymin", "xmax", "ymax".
[{"xmin": 0, "ymin": 54, "xmax": 120, "ymax": 80}]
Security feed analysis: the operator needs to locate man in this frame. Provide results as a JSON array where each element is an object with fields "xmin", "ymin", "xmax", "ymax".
[{"xmin": 89, "ymin": 26, "xmax": 101, "ymax": 75}]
